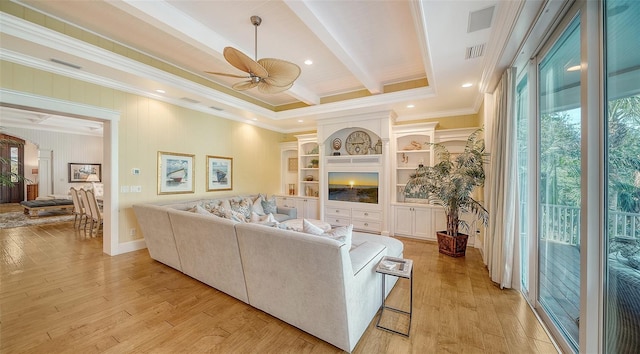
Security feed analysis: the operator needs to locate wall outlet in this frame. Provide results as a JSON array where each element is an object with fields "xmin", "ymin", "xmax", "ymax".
[
  {"xmin": 132, "ymin": 186, "xmax": 142, "ymax": 192},
  {"xmin": 121, "ymin": 186, "xmax": 130, "ymax": 193},
  {"xmin": 129, "ymin": 228, "xmax": 136, "ymax": 236}
]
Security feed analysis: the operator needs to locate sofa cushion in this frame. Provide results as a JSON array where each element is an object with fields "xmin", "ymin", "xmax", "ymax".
[
  {"xmin": 261, "ymin": 196, "xmax": 278, "ymax": 214},
  {"xmin": 352, "ymin": 231, "xmax": 403, "ymax": 258},
  {"xmin": 349, "ymin": 241, "xmax": 386, "ymax": 275}
]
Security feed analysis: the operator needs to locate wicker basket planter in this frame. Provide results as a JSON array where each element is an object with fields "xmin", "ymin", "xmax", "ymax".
[{"xmin": 436, "ymin": 231, "xmax": 469, "ymax": 257}]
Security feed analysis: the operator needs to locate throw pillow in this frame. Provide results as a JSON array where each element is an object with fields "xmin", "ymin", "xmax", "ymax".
[
  {"xmin": 302, "ymin": 219, "xmax": 325, "ymax": 235},
  {"xmin": 231, "ymin": 199, "xmax": 252, "ymax": 219},
  {"xmin": 261, "ymin": 196, "xmax": 278, "ymax": 215},
  {"xmin": 264, "ymin": 213, "xmax": 277, "ymax": 223},
  {"xmin": 252, "ymin": 195, "xmax": 266, "ymax": 215},
  {"xmin": 209, "ymin": 205, "xmax": 227, "ymax": 218},
  {"xmin": 195, "ymin": 205, "xmax": 212, "ymax": 216},
  {"xmin": 249, "ymin": 211, "xmax": 274, "ymax": 223},
  {"xmin": 322, "ymin": 224, "xmax": 353, "ymax": 249},
  {"xmin": 229, "ymin": 210, "xmax": 247, "ymax": 223}
]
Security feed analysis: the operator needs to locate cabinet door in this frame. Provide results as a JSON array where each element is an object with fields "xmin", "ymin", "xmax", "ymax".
[
  {"xmin": 394, "ymin": 206, "xmax": 413, "ymax": 236},
  {"xmin": 412, "ymin": 207, "xmax": 432, "ymax": 239},
  {"xmin": 276, "ymin": 196, "xmax": 293, "ymax": 208},
  {"xmin": 433, "ymin": 208, "xmax": 447, "ymax": 234},
  {"xmin": 302, "ymin": 199, "xmax": 318, "ymax": 219}
]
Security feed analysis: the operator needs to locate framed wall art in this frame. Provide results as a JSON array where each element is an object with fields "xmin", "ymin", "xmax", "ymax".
[
  {"xmin": 157, "ymin": 151, "xmax": 195, "ymax": 194},
  {"xmin": 288, "ymin": 157, "xmax": 298, "ymax": 172},
  {"xmin": 206, "ymin": 155, "xmax": 232, "ymax": 191},
  {"xmin": 68, "ymin": 163, "xmax": 101, "ymax": 183}
]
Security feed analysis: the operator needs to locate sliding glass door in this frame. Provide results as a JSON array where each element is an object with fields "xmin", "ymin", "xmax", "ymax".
[
  {"xmin": 604, "ymin": 0, "xmax": 640, "ymax": 352},
  {"xmin": 516, "ymin": 75, "xmax": 530, "ymax": 295},
  {"xmin": 537, "ymin": 16, "xmax": 582, "ymax": 351}
]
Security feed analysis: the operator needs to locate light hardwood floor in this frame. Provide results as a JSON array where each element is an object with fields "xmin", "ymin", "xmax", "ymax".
[{"xmin": 0, "ymin": 220, "xmax": 558, "ymax": 353}]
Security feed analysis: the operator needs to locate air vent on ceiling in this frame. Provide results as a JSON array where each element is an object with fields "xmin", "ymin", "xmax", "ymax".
[
  {"xmin": 180, "ymin": 97, "xmax": 200, "ymax": 104},
  {"xmin": 467, "ymin": 6, "xmax": 495, "ymax": 33},
  {"xmin": 465, "ymin": 43, "xmax": 486, "ymax": 59},
  {"xmin": 50, "ymin": 58, "xmax": 82, "ymax": 69}
]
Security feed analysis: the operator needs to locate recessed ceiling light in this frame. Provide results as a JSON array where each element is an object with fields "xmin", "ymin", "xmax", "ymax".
[
  {"xmin": 304, "ymin": 59, "xmax": 313, "ymax": 65},
  {"xmin": 406, "ymin": 104, "xmax": 415, "ymax": 108},
  {"xmin": 567, "ymin": 65, "xmax": 581, "ymax": 72},
  {"xmin": 462, "ymin": 83, "xmax": 473, "ymax": 88},
  {"xmin": 155, "ymin": 89, "xmax": 166, "ymax": 94},
  {"xmin": 298, "ymin": 119, "xmax": 304, "ymax": 123}
]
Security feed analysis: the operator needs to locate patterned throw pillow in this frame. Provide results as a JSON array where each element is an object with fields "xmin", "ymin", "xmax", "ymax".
[
  {"xmin": 231, "ymin": 198, "xmax": 252, "ymax": 219},
  {"xmin": 229, "ymin": 210, "xmax": 247, "ymax": 223},
  {"xmin": 209, "ymin": 205, "xmax": 227, "ymax": 218},
  {"xmin": 261, "ymin": 196, "xmax": 278, "ymax": 215}
]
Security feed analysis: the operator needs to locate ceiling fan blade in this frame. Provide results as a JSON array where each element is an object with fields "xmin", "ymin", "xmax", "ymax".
[
  {"xmin": 223, "ymin": 47, "xmax": 268, "ymax": 77},
  {"xmin": 204, "ymin": 71, "xmax": 250, "ymax": 79},
  {"xmin": 258, "ymin": 58, "xmax": 301, "ymax": 87},
  {"xmin": 232, "ymin": 80, "xmax": 259, "ymax": 91},
  {"xmin": 257, "ymin": 81, "xmax": 293, "ymax": 94}
]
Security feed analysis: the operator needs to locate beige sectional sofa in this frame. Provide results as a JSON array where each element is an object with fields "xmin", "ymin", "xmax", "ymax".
[{"xmin": 133, "ymin": 195, "xmax": 404, "ymax": 352}]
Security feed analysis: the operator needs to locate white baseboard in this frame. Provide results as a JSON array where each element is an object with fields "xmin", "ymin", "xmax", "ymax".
[{"xmin": 117, "ymin": 239, "xmax": 147, "ymax": 255}]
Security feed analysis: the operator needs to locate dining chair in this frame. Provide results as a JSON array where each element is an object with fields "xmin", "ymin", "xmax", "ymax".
[
  {"xmin": 69, "ymin": 187, "xmax": 87, "ymax": 229},
  {"xmin": 85, "ymin": 189, "xmax": 103, "ymax": 235},
  {"xmin": 78, "ymin": 188, "xmax": 93, "ymax": 233}
]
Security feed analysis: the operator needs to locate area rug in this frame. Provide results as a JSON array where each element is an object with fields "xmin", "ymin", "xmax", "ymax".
[{"xmin": 0, "ymin": 210, "xmax": 75, "ymax": 229}]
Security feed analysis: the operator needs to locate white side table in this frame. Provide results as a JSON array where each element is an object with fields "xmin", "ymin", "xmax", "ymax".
[{"xmin": 375, "ymin": 256, "xmax": 413, "ymax": 337}]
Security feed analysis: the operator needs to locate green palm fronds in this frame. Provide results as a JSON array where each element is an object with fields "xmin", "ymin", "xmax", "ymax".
[{"xmin": 404, "ymin": 128, "xmax": 489, "ymax": 236}]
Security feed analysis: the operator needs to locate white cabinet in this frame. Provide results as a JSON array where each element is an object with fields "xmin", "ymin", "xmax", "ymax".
[
  {"xmin": 393, "ymin": 205, "xmax": 432, "ymax": 239},
  {"xmin": 325, "ymin": 205, "xmax": 382, "ymax": 233},
  {"xmin": 352, "ymin": 208, "xmax": 382, "ymax": 233},
  {"xmin": 276, "ymin": 196, "xmax": 319, "ymax": 219}
]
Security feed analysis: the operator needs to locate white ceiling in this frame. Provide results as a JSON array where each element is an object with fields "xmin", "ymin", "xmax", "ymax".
[{"xmin": 0, "ymin": 0, "xmax": 545, "ymax": 133}]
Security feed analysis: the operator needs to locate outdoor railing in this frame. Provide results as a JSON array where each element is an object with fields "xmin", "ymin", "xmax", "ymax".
[{"xmin": 537, "ymin": 204, "xmax": 640, "ymax": 246}]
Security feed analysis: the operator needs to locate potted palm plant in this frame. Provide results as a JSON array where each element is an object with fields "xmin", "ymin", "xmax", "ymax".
[{"xmin": 404, "ymin": 128, "xmax": 489, "ymax": 257}]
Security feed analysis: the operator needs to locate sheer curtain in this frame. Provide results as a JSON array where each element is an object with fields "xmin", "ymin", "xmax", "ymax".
[{"xmin": 484, "ymin": 67, "xmax": 518, "ymax": 289}]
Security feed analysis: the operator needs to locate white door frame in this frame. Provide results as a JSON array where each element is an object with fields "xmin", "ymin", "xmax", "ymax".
[{"xmin": 1, "ymin": 88, "xmax": 120, "ymax": 255}]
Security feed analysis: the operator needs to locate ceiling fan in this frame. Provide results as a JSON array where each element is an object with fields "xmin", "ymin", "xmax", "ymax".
[{"xmin": 206, "ymin": 16, "xmax": 301, "ymax": 94}]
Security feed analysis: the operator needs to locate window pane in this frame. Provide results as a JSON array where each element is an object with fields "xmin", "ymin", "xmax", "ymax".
[
  {"xmin": 516, "ymin": 75, "xmax": 530, "ymax": 293},
  {"xmin": 10, "ymin": 147, "xmax": 18, "ymax": 183},
  {"xmin": 538, "ymin": 16, "xmax": 581, "ymax": 351},
  {"xmin": 604, "ymin": 0, "xmax": 640, "ymax": 352}
]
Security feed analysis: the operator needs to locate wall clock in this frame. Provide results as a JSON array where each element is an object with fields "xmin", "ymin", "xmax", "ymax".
[{"xmin": 345, "ymin": 130, "xmax": 372, "ymax": 155}]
